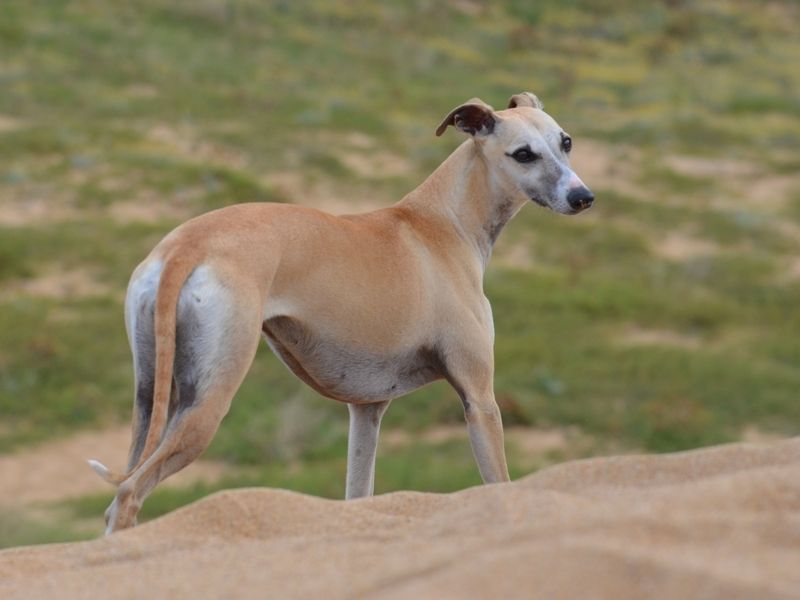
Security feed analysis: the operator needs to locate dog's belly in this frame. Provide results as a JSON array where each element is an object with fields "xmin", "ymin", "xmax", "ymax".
[{"xmin": 261, "ymin": 316, "xmax": 444, "ymax": 403}]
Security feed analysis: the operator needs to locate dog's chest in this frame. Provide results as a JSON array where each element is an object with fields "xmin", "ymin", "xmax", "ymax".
[{"xmin": 261, "ymin": 316, "xmax": 443, "ymax": 402}]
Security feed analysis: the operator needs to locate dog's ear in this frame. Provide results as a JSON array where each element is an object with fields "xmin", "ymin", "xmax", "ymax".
[
  {"xmin": 435, "ymin": 98, "xmax": 496, "ymax": 137},
  {"xmin": 507, "ymin": 92, "xmax": 543, "ymax": 110}
]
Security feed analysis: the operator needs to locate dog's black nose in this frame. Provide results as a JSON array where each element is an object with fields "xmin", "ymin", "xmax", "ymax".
[{"xmin": 567, "ymin": 187, "xmax": 594, "ymax": 211}]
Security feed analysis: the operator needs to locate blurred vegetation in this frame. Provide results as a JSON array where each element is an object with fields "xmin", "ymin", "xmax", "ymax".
[{"xmin": 1, "ymin": 0, "xmax": 799, "ymax": 545}]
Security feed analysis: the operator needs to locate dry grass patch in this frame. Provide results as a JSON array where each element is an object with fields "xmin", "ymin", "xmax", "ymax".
[
  {"xmin": 740, "ymin": 174, "xmax": 800, "ymax": 212},
  {"xmin": 0, "ymin": 196, "xmax": 79, "ymax": 227},
  {"xmin": 618, "ymin": 325, "xmax": 701, "ymax": 350},
  {"xmin": 0, "ymin": 426, "xmax": 229, "ymax": 507},
  {"xmin": 652, "ymin": 231, "xmax": 718, "ymax": 261},
  {"xmin": 780, "ymin": 256, "xmax": 800, "ymax": 282},
  {"xmin": 383, "ymin": 424, "xmax": 583, "ymax": 461},
  {"xmin": 263, "ymin": 171, "xmax": 390, "ymax": 214},
  {"xmin": 0, "ymin": 267, "xmax": 110, "ymax": 301},
  {"xmin": 740, "ymin": 425, "xmax": 787, "ymax": 444},
  {"xmin": 666, "ymin": 154, "xmax": 800, "ymax": 213},
  {"xmin": 121, "ymin": 83, "xmax": 158, "ymax": 99},
  {"xmin": 0, "ymin": 115, "xmax": 25, "ymax": 133},
  {"xmin": 145, "ymin": 123, "xmax": 251, "ymax": 171},
  {"xmin": 570, "ymin": 140, "xmax": 642, "ymax": 200},
  {"xmin": 106, "ymin": 191, "xmax": 200, "ymax": 224},
  {"xmin": 664, "ymin": 155, "xmax": 758, "ymax": 179},
  {"xmin": 338, "ymin": 148, "xmax": 413, "ymax": 179}
]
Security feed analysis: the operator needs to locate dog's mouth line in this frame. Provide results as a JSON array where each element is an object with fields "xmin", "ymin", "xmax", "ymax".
[
  {"xmin": 567, "ymin": 204, "xmax": 590, "ymax": 215},
  {"xmin": 529, "ymin": 196, "xmax": 547, "ymax": 208}
]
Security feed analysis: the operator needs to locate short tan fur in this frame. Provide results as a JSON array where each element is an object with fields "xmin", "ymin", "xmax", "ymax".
[{"xmin": 89, "ymin": 92, "xmax": 594, "ymax": 534}]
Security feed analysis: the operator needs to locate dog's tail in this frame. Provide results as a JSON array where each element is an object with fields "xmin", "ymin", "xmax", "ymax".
[
  {"xmin": 87, "ymin": 458, "xmax": 126, "ymax": 485},
  {"xmin": 88, "ymin": 255, "xmax": 197, "ymax": 487}
]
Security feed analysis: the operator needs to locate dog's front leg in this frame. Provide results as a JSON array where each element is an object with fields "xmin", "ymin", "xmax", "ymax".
[
  {"xmin": 345, "ymin": 400, "xmax": 392, "ymax": 499},
  {"xmin": 447, "ymin": 336, "xmax": 510, "ymax": 484},
  {"xmin": 462, "ymin": 389, "xmax": 510, "ymax": 483}
]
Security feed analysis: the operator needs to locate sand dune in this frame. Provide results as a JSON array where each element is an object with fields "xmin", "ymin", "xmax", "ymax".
[{"xmin": 1, "ymin": 438, "xmax": 798, "ymax": 599}]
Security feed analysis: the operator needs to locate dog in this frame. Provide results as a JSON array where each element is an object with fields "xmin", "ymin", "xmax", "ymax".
[{"xmin": 89, "ymin": 92, "xmax": 594, "ymax": 534}]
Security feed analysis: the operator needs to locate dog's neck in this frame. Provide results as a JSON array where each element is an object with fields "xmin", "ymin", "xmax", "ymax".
[{"xmin": 400, "ymin": 141, "xmax": 526, "ymax": 270}]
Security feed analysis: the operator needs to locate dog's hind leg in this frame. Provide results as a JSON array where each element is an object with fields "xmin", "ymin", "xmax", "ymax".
[
  {"xmin": 104, "ymin": 273, "xmax": 263, "ymax": 534},
  {"xmin": 345, "ymin": 400, "xmax": 391, "ymax": 499},
  {"xmin": 125, "ymin": 297, "xmax": 158, "ymax": 473},
  {"xmin": 105, "ymin": 330, "xmax": 260, "ymax": 533},
  {"xmin": 105, "ymin": 378, "xmax": 251, "ymax": 534}
]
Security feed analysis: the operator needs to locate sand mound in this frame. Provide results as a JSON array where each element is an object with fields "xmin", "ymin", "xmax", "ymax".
[{"xmin": 1, "ymin": 438, "xmax": 799, "ymax": 599}]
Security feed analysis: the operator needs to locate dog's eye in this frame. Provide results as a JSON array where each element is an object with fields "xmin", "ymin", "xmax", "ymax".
[
  {"xmin": 510, "ymin": 147, "xmax": 539, "ymax": 163},
  {"xmin": 562, "ymin": 136, "xmax": 572, "ymax": 153}
]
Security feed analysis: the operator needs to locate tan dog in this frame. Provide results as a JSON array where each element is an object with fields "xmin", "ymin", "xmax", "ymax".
[{"xmin": 89, "ymin": 92, "xmax": 593, "ymax": 534}]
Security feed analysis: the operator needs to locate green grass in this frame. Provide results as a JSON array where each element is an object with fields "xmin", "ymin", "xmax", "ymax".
[
  {"xmin": 0, "ymin": 508, "xmax": 95, "ymax": 549},
  {"xmin": 1, "ymin": 0, "xmax": 799, "ymax": 547}
]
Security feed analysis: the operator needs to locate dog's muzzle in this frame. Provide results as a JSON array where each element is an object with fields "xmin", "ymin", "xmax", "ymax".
[{"xmin": 566, "ymin": 186, "xmax": 594, "ymax": 212}]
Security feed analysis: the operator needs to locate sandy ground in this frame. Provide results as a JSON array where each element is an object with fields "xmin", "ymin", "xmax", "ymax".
[{"xmin": 0, "ymin": 437, "xmax": 797, "ymax": 599}]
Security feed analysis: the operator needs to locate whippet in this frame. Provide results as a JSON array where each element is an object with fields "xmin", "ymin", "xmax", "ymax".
[{"xmin": 89, "ymin": 92, "xmax": 594, "ymax": 534}]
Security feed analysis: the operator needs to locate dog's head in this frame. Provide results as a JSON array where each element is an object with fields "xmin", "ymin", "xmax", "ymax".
[{"xmin": 436, "ymin": 92, "xmax": 593, "ymax": 215}]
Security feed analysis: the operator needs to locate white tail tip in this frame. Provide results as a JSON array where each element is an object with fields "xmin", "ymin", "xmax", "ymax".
[{"xmin": 88, "ymin": 459, "xmax": 112, "ymax": 481}]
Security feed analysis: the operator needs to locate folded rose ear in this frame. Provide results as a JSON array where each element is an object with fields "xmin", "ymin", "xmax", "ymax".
[
  {"xmin": 435, "ymin": 98, "xmax": 496, "ymax": 137},
  {"xmin": 507, "ymin": 92, "xmax": 543, "ymax": 110}
]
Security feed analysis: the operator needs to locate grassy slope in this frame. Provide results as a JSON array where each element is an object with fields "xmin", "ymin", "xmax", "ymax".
[{"xmin": 1, "ymin": 0, "xmax": 799, "ymax": 542}]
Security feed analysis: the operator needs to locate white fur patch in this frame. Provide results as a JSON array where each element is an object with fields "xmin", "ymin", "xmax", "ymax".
[
  {"xmin": 125, "ymin": 260, "xmax": 163, "ymax": 357},
  {"xmin": 177, "ymin": 265, "xmax": 233, "ymax": 393}
]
